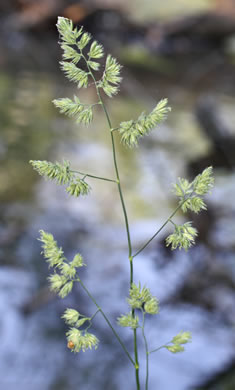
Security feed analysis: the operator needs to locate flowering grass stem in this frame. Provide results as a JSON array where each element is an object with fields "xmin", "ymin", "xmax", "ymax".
[
  {"xmin": 86, "ymin": 58, "xmax": 141, "ymax": 389},
  {"xmin": 141, "ymin": 312, "xmax": 149, "ymax": 390},
  {"xmin": 77, "ymin": 278, "xmax": 135, "ymax": 365},
  {"xmin": 149, "ymin": 346, "xmax": 166, "ymax": 354},
  {"xmin": 100, "ymin": 97, "xmax": 141, "ymax": 390},
  {"xmin": 71, "ymin": 170, "xmax": 117, "ymax": 183},
  {"xmin": 101, "ymin": 98, "xmax": 141, "ymax": 390},
  {"xmin": 133, "ymin": 200, "xmax": 187, "ymax": 258},
  {"xmin": 35, "ymin": 19, "xmax": 214, "ymax": 388}
]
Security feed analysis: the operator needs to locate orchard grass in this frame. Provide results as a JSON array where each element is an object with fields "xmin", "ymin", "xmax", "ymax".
[{"xmin": 30, "ymin": 17, "xmax": 214, "ymax": 390}]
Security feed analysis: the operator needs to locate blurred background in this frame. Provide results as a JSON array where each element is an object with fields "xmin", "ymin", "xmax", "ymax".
[{"xmin": 1, "ymin": 0, "xmax": 235, "ymax": 389}]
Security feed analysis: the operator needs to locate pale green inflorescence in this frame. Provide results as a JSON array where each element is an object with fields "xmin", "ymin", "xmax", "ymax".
[
  {"xmin": 47, "ymin": 274, "xmax": 67, "ymax": 293},
  {"xmin": 166, "ymin": 167, "xmax": 214, "ymax": 251},
  {"xmin": 31, "ymin": 16, "xmax": 215, "ymax": 377},
  {"xmin": 166, "ymin": 222, "xmax": 198, "ymax": 251},
  {"xmin": 62, "ymin": 308, "xmax": 80, "ymax": 325},
  {"xmin": 172, "ymin": 331, "xmax": 192, "ymax": 345},
  {"xmin": 173, "ymin": 166, "xmax": 214, "ymax": 214},
  {"xmin": 30, "ymin": 17, "xmax": 124, "ymax": 199},
  {"xmin": 127, "ymin": 283, "xmax": 152, "ymax": 309},
  {"xmin": 62, "ymin": 308, "xmax": 91, "ymax": 328},
  {"xmin": 39, "ymin": 230, "xmax": 65, "ymax": 268},
  {"xmin": 118, "ymin": 283, "xmax": 159, "ymax": 330},
  {"xmin": 53, "ymin": 96, "xmax": 93, "ymax": 125},
  {"xmin": 166, "ymin": 331, "xmax": 192, "ymax": 354},
  {"xmin": 39, "ymin": 230, "xmax": 85, "ymax": 297},
  {"xmin": 59, "ymin": 281, "xmax": 74, "ymax": 299},
  {"xmin": 39, "ymin": 230, "xmax": 99, "ymax": 352},
  {"xmin": 66, "ymin": 178, "xmax": 90, "ymax": 197},
  {"xmin": 193, "ymin": 166, "xmax": 214, "ymax": 195},
  {"xmin": 30, "ymin": 160, "xmax": 90, "ymax": 198},
  {"xmin": 118, "ymin": 98, "xmax": 171, "ymax": 148},
  {"xmin": 66, "ymin": 328, "xmax": 99, "ymax": 353},
  {"xmin": 98, "ymin": 54, "xmax": 122, "ymax": 97},
  {"xmin": 166, "ymin": 344, "xmax": 185, "ymax": 353},
  {"xmin": 71, "ymin": 253, "xmax": 84, "ymax": 268},
  {"xmin": 54, "ymin": 16, "xmax": 122, "ymax": 122},
  {"xmin": 144, "ymin": 297, "xmax": 159, "ymax": 315},
  {"xmin": 30, "ymin": 160, "xmax": 74, "ymax": 185},
  {"xmin": 117, "ymin": 312, "xmax": 139, "ymax": 329},
  {"xmin": 127, "ymin": 283, "xmax": 159, "ymax": 315}
]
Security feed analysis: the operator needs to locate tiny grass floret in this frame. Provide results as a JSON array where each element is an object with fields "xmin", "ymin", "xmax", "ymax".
[
  {"xmin": 144, "ymin": 298, "xmax": 159, "ymax": 315},
  {"xmin": 165, "ymin": 331, "xmax": 192, "ymax": 353},
  {"xmin": 66, "ymin": 328, "xmax": 99, "ymax": 353},
  {"xmin": 166, "ymin": 222, "xmax": 198, "ymax": 251},
  {"xmin": 127, "ymin": 283, "xmax": 153, "ymax": 310},
  {"xmin": 62, "ymin": 308, "xmax": 80, "ymax": 326},
  {"xmin": 31, "ymin": 17, "xmax": 214, "ymax": 389},
  {"xmin": 117, "ymin": 312, "xmax": 139, "ymax": 329}
]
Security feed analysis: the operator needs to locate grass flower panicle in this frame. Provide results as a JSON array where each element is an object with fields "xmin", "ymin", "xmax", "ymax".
[{"xmin": 31, "ymin": 16, "xmax": 214, "ymax": 390}]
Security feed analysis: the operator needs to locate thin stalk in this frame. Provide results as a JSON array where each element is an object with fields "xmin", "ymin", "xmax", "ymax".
[
  {"xmin": 133, "ymin": 200, "xmax": 187, "ymax": 258},
  {"xmin": 77, "ymin": 278, "xmax": 135, "ymax": 366},
  {"xmin": 86, "ymin": 59, "xmax": 140, "ymax": 389},
  {"xmin": 141, "ymin": 312, "xmax": 149, "ymax": 390},
  {"xmin": 85, "ymin": 310, "xmax": 100, "ymax": 331},
  {"xmin": 149, "ymin": 345, "xmax": 166, "ymax": 354},
  {"xmin": 100, "ymin": 97, "xmax": 140, "ymax": 389},
  {"xmin": 86, "ymin": 59, "xmax": 132, "ymax": 257},
  {"xmin": 110, "ymin": 130, "xmax": 132, "ymax": 258},
  {"xmin": 98, "ymin": 94, "xmax": 140, "ymax": 390},
  {"xmin": 90, "ymin": 309, "xmax": 100, "ymax": 321},
  {"xmin": 71, "ymin": 170, "xmax": 117, "ymax": 183},
  {"xmin": 133, "ymin": 327, "xmax": 140, "ymax": 389}
]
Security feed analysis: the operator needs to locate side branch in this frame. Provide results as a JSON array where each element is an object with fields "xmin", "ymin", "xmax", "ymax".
[
  {"xmin": 71, "ymin": 170, "xmax": 117, "ymax": 183},
  {"xmin": 77, "ymin": 278, "xmax": 135, "ymax": 366},
  {"xmin": 133, "ymin": 200, "xmax": 187, "ymax": 258}
]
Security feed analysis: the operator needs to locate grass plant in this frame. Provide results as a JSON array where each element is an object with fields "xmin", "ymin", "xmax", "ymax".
[{"xmin": 30, "ymin": 17, "xmax": 214, "ymax": 389}]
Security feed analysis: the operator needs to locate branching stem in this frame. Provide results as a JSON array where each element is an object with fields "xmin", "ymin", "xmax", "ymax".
[
  {"xmin": 99, "ymin": 94, "xmax": 141, "ymax": 390},
  {"xmin": 71, "ymin": 170, "xmax": 117, "ymax": 183},
  {"xmin": 85, "ymin": 59, "xmax": 141, "ymax": 390},
  {"xmin": 77, "ymin": 277, "xmax": 135, "ymax": 365},
  {"xmin": 90, "ymin": 309, "xmax": 100, "ymax": 321},
  {"xmin": 133, "ymin": 199, "xmax": 188, "ymax": 258},
  {"xmin": 149, "ymin": 345, "xmax": 166, "ymax": 354}
]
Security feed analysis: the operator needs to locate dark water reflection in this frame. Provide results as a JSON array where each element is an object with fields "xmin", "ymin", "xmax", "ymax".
[{"xmin": 1, "ymin": 41, "xmax": 235, "ymax": 390}]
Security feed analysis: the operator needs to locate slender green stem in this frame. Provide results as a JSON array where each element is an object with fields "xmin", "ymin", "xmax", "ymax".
[
  {"xmin": 77, "ymin": 278, "xmax": 135, "ymax": 365},
  {"xmin": 129, "ymin": 256, "xmax": 133, "ymax": 286},
  {"xmin": 85, "ymin": 310, "xmax": 100, "ymax": 332},
  {"xmin": 134, "ymin": 327, "xmax": 141, "ymax": 389},
  {"xmin": 85, "ymin": 58, "xmax": 132, "ymax": 257},
  {"xmin": 149, "ymin": 345, "xmax": 166, "ymax": 354},
  {"xmin": 99, "ymin": 95, "xmax": 140, "ymax": 389},
  {"xmin": 111, "ymin": 131, "xmax": 133, "ymax": 257},
  {"xmin": 98, "ymin": 94, "xmax": 141, "ymax": 390},
  {"xmin": 91, "ymin": 75, "xmax": 133, "ymax": 255},
  {"xmin": 90, "ymin": 309, "xmax": 100, "ymax": 321},
  {"xmin": 71, "ymin": 170, "xmax": 117, "ymax": 183},
  {"xmin": 133, "ymin": 200, "xmax": 187, "ymax": 258},
  {"xmin": 86, "ymin": 58, "xmax": 140, "ymax": 389},
  {"xmin": 141, "ymin": 312, "xmax": 149, "ymax": 390},
  {"xmin": 86, "ymin": 59, "xmax": 131, "ymax": 244}
]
